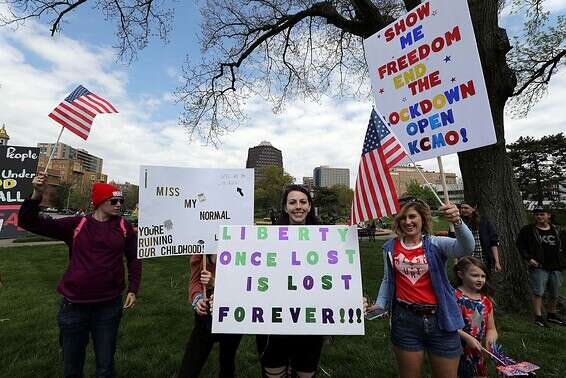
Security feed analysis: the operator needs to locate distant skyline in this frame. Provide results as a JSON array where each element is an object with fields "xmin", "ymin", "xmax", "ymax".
[{"xmin": 1, "ymin": 2, "xmax": 564, "ymax": 188}]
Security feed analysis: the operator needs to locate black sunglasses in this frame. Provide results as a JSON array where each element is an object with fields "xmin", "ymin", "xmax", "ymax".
[{"xmin": 109, "ymin": 198, "xmax": 125, "ymax": 205}]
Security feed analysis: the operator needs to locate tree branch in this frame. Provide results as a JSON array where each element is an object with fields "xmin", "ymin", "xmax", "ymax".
[{"xmin": 512, "ymin": 49, "xmax": 566, "ymax": 97}]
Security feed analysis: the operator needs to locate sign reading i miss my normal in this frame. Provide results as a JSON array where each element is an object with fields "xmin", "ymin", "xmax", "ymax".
[
  {"xmin": 212, "ymin": 225, "xmax": 365, "ymax": 335},
  {"xmin": 137, "ymin": 166, "xmax": 254, "ymax": 258}
]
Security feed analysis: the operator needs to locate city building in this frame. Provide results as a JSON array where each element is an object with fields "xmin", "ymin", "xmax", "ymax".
[
  {"xmin": 36, "ymin": 144, "xmax": 107, "ymax": 209},
  {"xmin": 430, "ymin": 182, "xmax": 465, "ymax": 204},
  {"xmin": 38, "ymin": 142, "xmax": 103, "ymax": 173},
  {"xmin": 302, "ymin": 177, "xmax": 314, "ymax": 191},
  {"xmin": 313, "ymin": 166, "xmax": 350, "ymax": 188},
  {"xmin": 0, "ymin": 124, "xmax": 9, "ymax": 146},
  {"xmin": 246, "ymin": 141, "xmax": 283, "ymax": 183},
  {"xmin": 390, "ymin": 165, "xmax": 457, "ymax": 195}
]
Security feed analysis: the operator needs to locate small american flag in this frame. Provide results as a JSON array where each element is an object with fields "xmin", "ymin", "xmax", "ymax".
[
  {"xmin": 350, "ymin": 109, "xmax": 403, "ymax": 225},
  {"xmin": 48, "ymin": 85, "xmax": 118, "ymax": 140}
]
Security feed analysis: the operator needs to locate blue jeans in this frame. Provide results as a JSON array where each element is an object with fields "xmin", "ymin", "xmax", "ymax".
[
  {"xmin": 57, "ymin": 296, "xmax": 123, "ymax": 378},
  {"xmin": 390, "ymin": 302, "xmax": 462, "ymax": 358}
]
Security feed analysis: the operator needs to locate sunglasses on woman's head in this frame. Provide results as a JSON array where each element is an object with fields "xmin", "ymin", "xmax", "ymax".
[{"xmin": 109, "ymin": 198, "xmax": 125, "ymax": 205}]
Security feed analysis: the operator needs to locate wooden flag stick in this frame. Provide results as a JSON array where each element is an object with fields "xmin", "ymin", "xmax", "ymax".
[
  {"xmin": 202, "ymin": 254, "xmax": 207, "ymax": 299},
  {"xmin": 43, "ymin": 126, "xmax": 65, "ymax": 174}
]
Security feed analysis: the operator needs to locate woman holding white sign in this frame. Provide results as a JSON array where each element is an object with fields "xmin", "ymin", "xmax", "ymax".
[
  {"xmin": 256, "ymin": 185, "xmax": 323, "ymax": 378},
  {"xmin": 367, "ymin": 199, "xmax": 474, "ymax": 377},
  {"xmin": 178, "ymin": 254, "xmax": 242, "ymax": 377}
]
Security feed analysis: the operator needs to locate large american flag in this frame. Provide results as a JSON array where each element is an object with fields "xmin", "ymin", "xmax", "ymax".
[
  {"xmin": 350, "ymin": 109, "xmax": 404, "ymax": 225},
  {"xmin": 48, "ymin": 85, "xmax": 118, "ymax": 140}
]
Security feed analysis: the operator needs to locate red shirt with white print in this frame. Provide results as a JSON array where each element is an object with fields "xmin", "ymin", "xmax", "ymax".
[{"xmin": 393, "ymin": 239, "xmax": 437, "ymax": 305}]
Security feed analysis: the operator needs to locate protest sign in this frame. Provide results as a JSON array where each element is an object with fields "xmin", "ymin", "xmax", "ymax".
[
  {"xmin": 363, "ymin": 0, "xmax": 496, "ymax": 161},
  {"xmin": 0, "ymin": 146, "xmax": 39, "ymax": 239},
  {"xmin": 212, "ymin": 225, "xmax": 364, "ymax": 335},
  {"xmin": 137, "ymin": 166, "xmax": 254, "ymax": 258}
]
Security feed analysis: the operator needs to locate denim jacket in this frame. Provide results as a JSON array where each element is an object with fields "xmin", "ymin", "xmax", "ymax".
[{"xmin": 375, "ymin": 222, "xmax": 474, "ymax": 332}]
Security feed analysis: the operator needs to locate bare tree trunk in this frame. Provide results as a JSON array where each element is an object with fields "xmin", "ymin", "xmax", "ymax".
[{"xmin": 459, "ymin": 0, "xmax": 530, "ymax": 310}]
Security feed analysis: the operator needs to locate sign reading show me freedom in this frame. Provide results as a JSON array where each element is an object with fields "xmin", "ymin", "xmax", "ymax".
[
  {"xmin": 138, "ymin": 166, "xmax": 254, "ymax": 258},
  {"xmin": 363, "ymin": 0, "xmax": 496, "ymax": 161},
  {"xmin": 212, "ymin": 225, "xmax": 364, "ymax": 335}
]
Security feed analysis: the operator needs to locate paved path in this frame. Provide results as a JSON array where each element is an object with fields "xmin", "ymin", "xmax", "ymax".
[{"xmin": 0, "ymin": 239, "xmax": 64, "ymax": 248}]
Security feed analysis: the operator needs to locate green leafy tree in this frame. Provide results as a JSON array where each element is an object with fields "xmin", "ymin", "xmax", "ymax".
[
  {"xmin": 314, "ymin": 185, "xmax": 354, "ymax": 224},
  {"xmin": 403, "ymin": 180, "xmax": 438, "ymax": 209},
  {"xmin": 254, "ymin": 166, "xmax": 295, "ymax": 216},
  {"xmin": 507, "ymin": 133, "xmax": 566, "ymax": 205}
]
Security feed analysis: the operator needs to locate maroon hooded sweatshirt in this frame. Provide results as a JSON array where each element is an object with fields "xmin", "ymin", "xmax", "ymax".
[{"xmin": 18, "ymin": 198, "xmax": 142, "ymax": 303}]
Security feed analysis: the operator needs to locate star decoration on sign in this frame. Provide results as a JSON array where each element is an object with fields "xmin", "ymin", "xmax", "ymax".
[
  {"xmin": 444, "ymin": 55, "xmax": 451, "ymax": 63},
  {"xmin": 379, "ymin": 88, "xmax": 384, "ymax": 94},
  {"xmin": 402, "ymin": 97, "xmax": 407, "ymax": 102},
  {"xmin": 432, "ymin": 10, "xmax": 438, "ymax": 16},
  {"xmin": 377, "ymin": 34, "xmax": 381, "ymax": 38},
  {"xmin": 451, "ymin": 77, "xmax": 456, "ymax": 83}
]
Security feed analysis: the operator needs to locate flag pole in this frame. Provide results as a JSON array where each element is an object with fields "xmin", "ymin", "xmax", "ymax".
[
  {"xmin": 436, "ymin": 156, "xmax": 455, "ymax": 231},
  {"xmin": 404, "ymin": 153, "xmax": 444, "ymax": 206},
  {"xmin": 43, "ymin": 126, "xmax": 65, "ymax": 174}
]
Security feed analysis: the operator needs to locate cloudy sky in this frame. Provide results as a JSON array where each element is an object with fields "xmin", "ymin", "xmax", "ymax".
[{"xmin": 1, "ymin": 2, "xmax": 564, "ymax": 187}]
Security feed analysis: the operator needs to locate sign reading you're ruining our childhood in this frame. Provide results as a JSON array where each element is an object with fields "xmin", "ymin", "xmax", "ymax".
[
  {"xmin": 363, "ymin": 0, "xmax": 496, "ymax": 161},
  {"xmin": 212, "ymin": 225, "xmax": 364, "ymax": 335},
  {"xmin": 137, "ymin": 166, "xmax": 254, "ymax": 258}
]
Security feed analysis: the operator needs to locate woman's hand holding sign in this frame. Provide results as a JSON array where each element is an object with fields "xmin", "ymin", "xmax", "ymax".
[{"xmin": 200, "ymin": 269, "xmax": 214, "ymax": 288}]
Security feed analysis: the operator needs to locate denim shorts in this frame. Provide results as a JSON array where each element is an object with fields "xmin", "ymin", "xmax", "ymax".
[
  {"xmin": 530, "ymin": 268, "xmax": 563, "ymax": 297},
  {"xmin": 390, "ymin": 302, "xmax": 462, "ymax": 358}
]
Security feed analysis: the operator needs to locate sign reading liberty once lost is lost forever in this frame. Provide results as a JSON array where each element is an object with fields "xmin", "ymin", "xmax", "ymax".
[
  {"xmin": 137, "ymin": 166, "xmax": 254, "ymax": 258},
  {"xmin": 212, "ymin": 225, "xmax": 365, "ymax": 335}
]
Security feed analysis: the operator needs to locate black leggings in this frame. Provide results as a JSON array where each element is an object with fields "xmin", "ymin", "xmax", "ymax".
[
  {"xmin": 256, "ymin": 335, "xmax": 323, "ymax": 376},
  {"xmin": 178, "ymin": 314, "xmax": 242, "ymax": 378}
]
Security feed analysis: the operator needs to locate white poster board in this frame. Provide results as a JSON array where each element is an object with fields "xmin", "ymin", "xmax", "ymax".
[
  {"xmin": 363, "ymin": 0, "xmax": 496, "ymax": 161},
  {"xmin": 212, "ymin": 225, "xmax": 364, "ymax": 335},
  {"xmin": 138, "ymin": 166, "xmax": 254, "ymax": 258}
]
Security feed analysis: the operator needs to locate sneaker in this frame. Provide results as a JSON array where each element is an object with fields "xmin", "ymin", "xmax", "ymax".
[
  {"xmin": 547, "ymin": 313, "xmax": 566, "ymax": 326},
  {"xmin": 534, "ymin": 315, "xmax": 548, "ymax": 327}
]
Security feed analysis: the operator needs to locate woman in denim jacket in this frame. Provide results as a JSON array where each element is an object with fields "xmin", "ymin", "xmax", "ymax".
[{"xmin": 366, "ymin": 200, "xmax": 474, "ymax": 377}]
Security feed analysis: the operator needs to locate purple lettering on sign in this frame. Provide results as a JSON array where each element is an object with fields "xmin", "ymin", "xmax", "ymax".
[
  {"xmin": 252, "ymin": 307, "xmax": 264, "ymax": 323},
  {"xmin": 319, "ymin": 227, "xmax": 329, "ymax": 241},
  {"xmin": 327, "ymin": 250, "xmax": 338, "ymax": 264},
  {"xmin": 341, "ymin": 274, "xmax": 352, "ymax": 290},
  {"xmin": 279, "ymin": 227, "xmax": 288, "ymax": 240},
  {"xmin": 322, "ymin": 308, "xmax": 335, "ymax": 324},
  {"xmin": 251, "ymin": 251, "xmax": 261, "ymax": 266},
  {"xmin": 291, "ymin": 251, "xmax": 301, "ymax": 266},
  {"xmin": 219, "ymin": 251, "xmax": 232, "ymax": 265},
  {"xmin": 290, "ymin": 307, "xmax": 301, "ymax": 323},
  {"xmin": 218, "ymin": 307, "xmax": 229, "ymax": 322}
]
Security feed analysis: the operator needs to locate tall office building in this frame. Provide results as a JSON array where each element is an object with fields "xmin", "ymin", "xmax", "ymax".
[
  {"xmin": 37, "ymin": 142, "xmax": 103, "ymax": 173},
  {"xmin": 36, "ymin": 142, "xmax": 107, "ymax": 208},
  {"xmin": 313, "ymin": 166, "xmax": 350, "ymax": 188},
  {"xmin": 246, "ymin": 141, "xmax": 283, "ymax": 183},
  {"xmin": 302, "ymin": 177, "xmax": 314, "ymax": 191}
]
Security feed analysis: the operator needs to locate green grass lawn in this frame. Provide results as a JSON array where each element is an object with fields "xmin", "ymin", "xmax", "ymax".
[{"xmin": 1, "ymin": 241, "xmax": 565, "ymax": 377}]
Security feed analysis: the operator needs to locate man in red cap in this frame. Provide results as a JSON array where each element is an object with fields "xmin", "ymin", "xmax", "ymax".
[{"xmin": 18, "ymin": 172, "xmax": 142, "ymax": 378}]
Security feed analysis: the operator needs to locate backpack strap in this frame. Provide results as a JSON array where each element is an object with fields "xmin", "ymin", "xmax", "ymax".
[
  {"xmin": 73, "ymin": 217, "xmax": 128, "ymax": 242},
  {"xmin": 73, "ymin": 217, "xmax": 87, "ymax": 241},
  {"xmin": 119, "ymin": 217, "xmax": 127, "ymax": 238}
]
